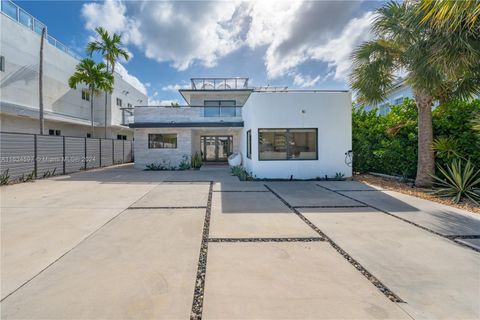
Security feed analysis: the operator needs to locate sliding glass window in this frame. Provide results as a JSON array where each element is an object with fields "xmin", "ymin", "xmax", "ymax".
[
  {"xmin": 148, "ymin": 134, "xmax": 177, "ymax": 149},
  {"xmin": 204, "ymin": 100, "xmax": 236, "ymax": 117},
  {"xmin": 258, "ymin": 128, "xmax": 317, "ymax": 160}
]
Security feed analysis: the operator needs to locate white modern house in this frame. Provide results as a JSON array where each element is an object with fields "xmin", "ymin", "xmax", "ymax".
[
  {"xmin": 131, "ymin": 78, "xmax": 352, "ymax": 179},
  {"xmin": 0, "ymin": 1, "xmax": 147, "ymax": 139}
]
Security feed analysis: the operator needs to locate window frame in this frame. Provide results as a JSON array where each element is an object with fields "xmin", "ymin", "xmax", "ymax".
[
  {"xmin": 116, "ymin": 98, "xmax": 122, "ymax": 107},
  {"xmin": 257, "ymin": 128, "xmax": 318, "ymax": 161},
  {"xmin": 203, "ymin": 100, "xmax": 237, "ymax": 117},
  {"xmin": 81, "ymin": 90, "xmax": 90, "ymax": 101},
  {"xmin": 148, "ymin": 133, "xmax": 178, "ymax": 149},
  {"xmin": 0, "ymin": 55, "xmax": 5, "ymax": 72},
  {"xmin": 246, "ymin": 130, "xmax": 252, "ymax": 159}
]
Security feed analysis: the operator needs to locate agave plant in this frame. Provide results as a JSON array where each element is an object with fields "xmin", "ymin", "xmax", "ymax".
[{"xmin": 431, "ymin": 159, "xmax": 480, "ymax": 204}]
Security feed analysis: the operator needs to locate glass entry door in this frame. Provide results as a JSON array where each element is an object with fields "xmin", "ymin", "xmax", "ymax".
[{"xmin": 200, "ymin": 136, "xmax": 233, "ymax": 162}]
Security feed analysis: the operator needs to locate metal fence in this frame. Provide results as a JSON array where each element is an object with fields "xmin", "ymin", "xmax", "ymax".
[{"xmin": 0, "ymin": 132, "xmax": 133, "ymax": 181}]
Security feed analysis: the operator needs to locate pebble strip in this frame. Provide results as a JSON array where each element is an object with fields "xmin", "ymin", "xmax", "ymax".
[
  {"xmin": 449, "ymin": 235, "xmax": 480, "ymax": 239},
  {"xmin": 293, "ymin": 205, "xmax": 368, "ymax": 209},
  {"xmin": 317, "ymin": 184, "xmax": 480, "ymax": 253},
  {"xmin": 265, "ymin": 184, "xmax": 404, "ymax": 303},
  {"xmin": 208, "ymin": 237, "xmax": 324, "ymax": 242},
  {"xmin": 190, "ymin": 181, "xmax": 213, "ymax": 320}
]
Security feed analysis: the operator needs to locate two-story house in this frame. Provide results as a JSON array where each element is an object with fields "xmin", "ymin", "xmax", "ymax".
[
  {"xmin": 0, "ymin": 1, "xmax": 147, "ymax": 140},
  {"xmin": 131, "ymin": 77, "xmax": 352, "ymax": 179}
]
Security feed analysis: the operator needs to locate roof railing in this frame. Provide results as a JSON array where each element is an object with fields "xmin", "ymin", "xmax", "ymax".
[
  {"xmin": 0, "ymin": 0, "xmax": 82, "ymax": 60},
  {"xmin": 190, "ymin": 77, "xmax": 249, "ymax": 90}
]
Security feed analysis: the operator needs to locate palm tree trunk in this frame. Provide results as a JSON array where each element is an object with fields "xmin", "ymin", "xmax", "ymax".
[
  {"xmin": 39, "ymin": 27, "xmax": 46, "ymax": 135},
  {"xmin": 413, "ymin": 89, "xmax": 435, "ymax": 187},
  {"xmin": 104, "ymin": 62, "xmax": 109, "ymax": 139},
  {"xmin": 90, "ymin": 88, "xmax": 95, "ymax": 137}
]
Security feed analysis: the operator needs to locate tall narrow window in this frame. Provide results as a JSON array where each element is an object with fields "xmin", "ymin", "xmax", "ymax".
[
  {"xmin": 116, "ymin": 98, "xmax": 122, "ymax": 107},
  {"xmin": 81, "ymin": 90, "xmax": 90, "ymax": 101},
  {"xmin": 258, "ymin": 128, "xmax": 317, "ymax": 161},
  {"xmin": 0, "ymin": 56, "xmax": 5, "ymax": 72},
  {"xmin": 148, "ymin": 134, "xmax": 177, "ymax": 149},
  {"xmin": 246, "ymin": 130, "xmax": 252, "ymax": 159}
]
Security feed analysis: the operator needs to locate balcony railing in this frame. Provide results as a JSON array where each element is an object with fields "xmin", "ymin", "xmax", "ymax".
[
  {"xmin": 1, "ymin": 0, "xmax": 82, "ymax": 60},
  {"xmin": 190, "ymin": 78, "xmax": 249, "ymax": 90}
]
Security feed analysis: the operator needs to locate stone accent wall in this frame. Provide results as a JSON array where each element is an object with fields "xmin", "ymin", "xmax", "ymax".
[
  {"xmin": 134, "ymin": 107, "xmax": 242, "ymax": 123},
  {"xmin": 134, "ymin": 128, "xmax": 193, "ymax": 169}
]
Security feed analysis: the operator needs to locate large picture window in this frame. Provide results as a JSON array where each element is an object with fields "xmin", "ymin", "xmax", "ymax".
[
  {"xmin": 148, "ymin": 134, "xmax": 177, "ymax": 149},
  {"xmin": 246, "ymin": 130, "xmax": 252, "ymax": 159},
  {"xmin": 258, "ymin": 128, "xmax": 317, "ymax": 160}
]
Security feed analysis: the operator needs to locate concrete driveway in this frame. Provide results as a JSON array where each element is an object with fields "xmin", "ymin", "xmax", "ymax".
[{"xmin": 1, "ymin": 164, "xmax": 479, "ymax": 319}]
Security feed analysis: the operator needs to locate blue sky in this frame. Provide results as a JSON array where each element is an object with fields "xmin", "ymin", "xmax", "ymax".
[{"xmin": 17, "ymin": 0, "xmax": 384, "ymax": 105}]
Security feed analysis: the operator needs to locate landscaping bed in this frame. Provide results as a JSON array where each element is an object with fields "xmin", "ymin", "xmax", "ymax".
[{"xmin": 354, "ymin": 173, "xmax": 480, "ymax": 214}]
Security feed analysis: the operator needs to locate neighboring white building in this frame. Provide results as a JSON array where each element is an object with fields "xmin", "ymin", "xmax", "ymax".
[
  {"xmin": 0, "ymin": 1, "xmax": 147, "ymax": 139},
  {"xmin": 363, "ymin": 79, "xmax": 413, "ymax": 115},
  {"xmin": 131, "ymin": 77, "xmax": 352, "ymax": 179}
]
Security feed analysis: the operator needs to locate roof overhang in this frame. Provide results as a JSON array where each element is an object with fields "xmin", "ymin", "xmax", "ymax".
[
  {"xmin": 178, "ymin": 89, "xmax": 253, "ymax": 105},
  {"xmin": 129, "ymin": 122, "xmax": 244, "ymax": 128}
]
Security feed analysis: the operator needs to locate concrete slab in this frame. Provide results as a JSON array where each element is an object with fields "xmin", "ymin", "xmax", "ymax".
[
  {"xmin": 202, "ymin": 242, "xmax": 410, "ymax": 319},
  {"xmin": 301, "ymin": 208, "xmax": 480, "ymax": 320},
  {"xmin": 131, "ymin": 182, "xmax": 210, "ymax": 208},
  {"xmin": 209, "ymin": 192, "xmax": 319, "ymax": 238},
  {"xmin": 167, "ymin": 166, "xmax": 238, "ymax": 183},
  {"xmin": 1, "ymin": 179, "xmax": 155, "ymax": 209},
  {"xmin": 266, "ymin": 182, "xmax": 362, "ymax": 207},
  {"xmin": 1, "ymin": 209, "xmax": 205, "ymax": 319},
  {"xmin": 316, "ymin": 181, "xmax": 382, "ymax": 191},
  {"xmin": 341, "ymin": 190, "xmax": 480, "ymax": 236},
  {"xmin": 212, "ymin": 182, "xmax": 268, "ymax": 192},
  {"xmin": 456, "ymin": 238, "xmax": 480, "ymax": 250},
  {"xmin": 0, "ymin": 207, "xmax": 124, "ymax": 300}
]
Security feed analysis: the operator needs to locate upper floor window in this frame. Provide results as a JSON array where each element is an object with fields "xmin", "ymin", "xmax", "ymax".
[
  {"xmin": 127, "ymin": 103, "xmax": 132, "ymax": 108},
  {"xmin": 258, "ymin": 128, "xmax": 317, "ymax": 161},
  {"xmin": 148, "ymin": 134, "xmax": 177, "ymax": 149},
  {"xmin": 204, "ymin": 100, "xmax": 236, "ymax": 117},
  {"xmin": 117, "ymin": 135, "xmax": 127, "ymax": 140},
  {"xmin": 116, "ymin": 98, "xmax": 122, "ymax": 107},
  {"xmin": 81, "ymin": 90, "xmax": 90, "ymax": 101},
  {"xmin": 246, "ymin": 130, "xmax": 252, "ymax": 159}
]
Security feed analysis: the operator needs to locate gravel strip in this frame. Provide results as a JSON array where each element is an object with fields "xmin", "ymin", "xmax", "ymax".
[
  {"xmin": 190, "ymin": 182, "xmax": 213, "ymax": 320},
  {"xmin": 265, "ymin": 184, "xmax": 404, "ymax": 303},
  {"xmin": 208, "ymin": 237, "xmax": 324, "ymax": 242}
]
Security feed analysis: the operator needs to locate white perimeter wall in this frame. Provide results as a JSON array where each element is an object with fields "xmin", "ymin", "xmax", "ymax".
[{"xmin": 241, "ymin": 91, "xmax": 352, "ymax": 179}]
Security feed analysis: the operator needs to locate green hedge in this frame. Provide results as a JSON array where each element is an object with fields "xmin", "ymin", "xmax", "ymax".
[{"xmin": 352, "ymin": 99, "xmax": 480, "ymax": 178}]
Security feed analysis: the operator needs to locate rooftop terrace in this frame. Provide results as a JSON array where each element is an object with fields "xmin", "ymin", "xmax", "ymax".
[{"xmin": 189, "ymin": 78, "xmax": 250, "ymax": 90}]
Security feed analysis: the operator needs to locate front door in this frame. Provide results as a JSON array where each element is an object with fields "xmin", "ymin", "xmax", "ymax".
[{"xmin": 200, "ymin": 136, "xmax": 233, "ymax": 162}]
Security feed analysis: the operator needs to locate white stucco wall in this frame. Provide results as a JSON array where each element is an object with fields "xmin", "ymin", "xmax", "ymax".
[
  {"xmin": 242, "ymin": 91, "xmax": 352, "ymax": 179},
  {"xmin": 134, "ymin": 106, "xmax": 242, "ymax": 123}
]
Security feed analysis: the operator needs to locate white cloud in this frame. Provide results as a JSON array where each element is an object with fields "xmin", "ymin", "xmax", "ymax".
[
  {"xmin": 115, "ymin": 63, "xmax": 147, "ymax": 95},
  {"xmin": 82, "ymin": 0, "xmax": 374, "ymax": 83},
  {"xmin": 293, "ymin": 74, "xmax": 321, "ymax": 88},
  {"xmin": 161, "ymin": 83, "xmax": 190, "ymax": 92}
]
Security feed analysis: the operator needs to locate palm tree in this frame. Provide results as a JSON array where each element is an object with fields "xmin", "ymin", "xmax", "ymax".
[
  {"xmin": 350, "ymin": 1, "xmax": 480, "ymax": 187},
  {"xmin": 68, "ymin": 58, "xmax": 114, "ymax": 137},
  {"xmin": 418, "ymin": 0, "xmax": 480, "ymax": 31},
  {"xmin": 86, "ymin": 27, "xmax": 130, "ymax": 138}
]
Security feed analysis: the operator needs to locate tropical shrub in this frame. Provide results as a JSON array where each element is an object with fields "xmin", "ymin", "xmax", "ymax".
[
  {"xmin": 431, "ymin": 159, "xmax": 480, "ymax": 204},
  {"xmin": 353, "ymin": 98, "xmax": 480, "ymax": 178},
  {"xmin": 178, "ymin": 155, "xmax": 191, "ymax": 170},
  {"xmin": 191, "ymin": 152, "xmax": 203, "ymax": 170}
]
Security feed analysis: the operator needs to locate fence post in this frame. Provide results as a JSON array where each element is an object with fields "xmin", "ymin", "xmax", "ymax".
[
  {"xmin": 62, "ymin": 136, "xmax": 66, "ymax": 175},
  {"xmin": 122, "ymin": 139, "xmax": 125, "ymax": 163},
  {"xmin": 112, "ymin": 139, "xmax": 114, "ymax": 165},
  {"xmin": 84, "ymin": 137, "xmax": 87, "ymax": 170},
  {"xmin": 34, "ymin": 134, "xmax": 38, "ymax": 178},
  {"xmin": 99, "ymin": 138, "xmax": 102, "ymax": 167}
]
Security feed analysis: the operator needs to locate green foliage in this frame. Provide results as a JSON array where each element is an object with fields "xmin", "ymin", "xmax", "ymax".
[
  {"xmin": 230, "ymin": 166, "xmax": 254, "ymax": 181},
  {"xmin": 353, "ymin": 98, "xmax": 480, "ymax": 178},
  {"xmin": 145, "ymin": 162, "xmax": 176, "ymax": 171},
  {"xmin": 68, "ymin": 58, "xmax": 113, "ymax": 94},
  {"xmin": 18, "ymin": 170, "xmax": 35, "ymax": 183},
  {"xmin": 191, "ymin": 152, "xmax": 203, "ymax": 170},
  {"xmin": 178, "ymin": 155, "xmax": 191, "ymax": 170},
  {"xmin": 333, "ymin": 172, "xmax": 345, "ymax": 181},
  {"xmin": 41, "ymin": 168, "xmax": 57, "ymax": 179},
  {"xmin": 431, "ymin": 159, "xmax": 480, "ymax": 204},
  {"xmin": 1, "ymin": 169, "xmax": 10, "ymax": 185}
]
